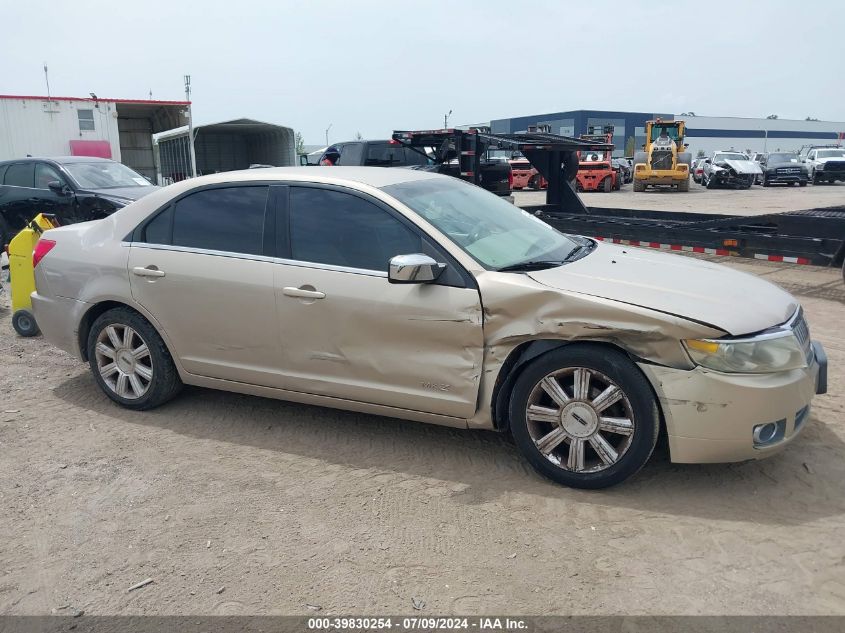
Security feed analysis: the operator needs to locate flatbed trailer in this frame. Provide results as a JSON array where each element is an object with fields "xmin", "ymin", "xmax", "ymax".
[{"xmin": 392, "ymin": 129, "xmax": 845, "ymax": 278}]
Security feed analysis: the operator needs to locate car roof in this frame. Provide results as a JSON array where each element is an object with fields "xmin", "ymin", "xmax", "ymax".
[
  {"xmin": 0, "ymin": 156, "xmax": 115, "ymax": 166},
  {"xmin": 173, "ymin": 166, "xmax": 441, "ymax": 189}
]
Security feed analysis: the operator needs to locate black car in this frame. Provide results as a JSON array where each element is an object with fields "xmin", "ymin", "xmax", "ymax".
[
  {"xmin": 760, "ymin": 152, "xmax": 809, "ymax": 187},
  {"xmin": 0, "ymin": 157, "xmax": 158, "ymax": 248}
]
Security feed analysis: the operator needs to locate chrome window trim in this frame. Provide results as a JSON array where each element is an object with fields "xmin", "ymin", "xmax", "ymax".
[{"xmin": 127, "ymin": 242, "xmax": 387, "ymax": 277}]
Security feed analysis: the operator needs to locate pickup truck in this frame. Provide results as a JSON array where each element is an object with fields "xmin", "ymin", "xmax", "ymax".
[
  {"xmin": 800, "ymin": 146, "xmax": 845, "ymax": 184},
  {"xmin": 318, "ymin": 138, "xmax": 512, "ymax": 198}
]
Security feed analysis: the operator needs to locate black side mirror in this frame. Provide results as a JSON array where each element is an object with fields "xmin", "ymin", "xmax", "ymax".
[{"xmin": 47, "ymin": 180, "xmax": 70, "ymax": 195}]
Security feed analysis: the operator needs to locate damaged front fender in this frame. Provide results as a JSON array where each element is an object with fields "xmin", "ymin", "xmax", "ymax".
[{"xmin": 467, "ymin": 271, "xmax": 723, "ymax": 430}]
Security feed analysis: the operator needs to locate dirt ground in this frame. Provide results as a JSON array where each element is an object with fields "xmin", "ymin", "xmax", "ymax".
[
  {"xmin": 1, "ymin": 254, "xmax": 844, "ymax": 617},
  {"xmin": 514, "ymin": 180, "xmax": 845, "ymax": 215}
]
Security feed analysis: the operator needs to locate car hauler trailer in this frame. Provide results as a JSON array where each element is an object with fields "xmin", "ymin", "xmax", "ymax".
[{"xmin": 392, "ymin": 128, "xmax": 845, "ymax": 281}]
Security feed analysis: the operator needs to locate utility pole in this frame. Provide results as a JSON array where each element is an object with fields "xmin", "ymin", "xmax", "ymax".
[
  {"xmin": 184, "ymin": 74, "xmax": 197, "ymax": 178},
  {"xmin": 444, "ymin": 109, "xmax": 452, "ymax": 129},
  {"xmin": 325, "ymin": 123, "xmax": 332, "ymax": 146},
  {"xmin": 43, "ymin": 63, "xmax": 51, "ymax": 100}
]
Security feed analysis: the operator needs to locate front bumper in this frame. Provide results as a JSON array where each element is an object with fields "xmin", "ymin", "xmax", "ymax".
[
  {"xmin": 634, "ymin": 168, "xmax": 688, "ymax": 184},
  {"xmin": 638, "ymin": 342, "xmax": 826, "ymax": 463},
  {"xmin": 766, "ymin": 172, "xmax": 808, "ymax": 184}
]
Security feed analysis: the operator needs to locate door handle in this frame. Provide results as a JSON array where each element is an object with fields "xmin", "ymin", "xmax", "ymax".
[
  {"xmin": 282, "ymin": 286, "xmax": 325, "ymax": 299},
  {"xmin": 132, "ymin": 266, "xmax": 166, "ymax": 278}
]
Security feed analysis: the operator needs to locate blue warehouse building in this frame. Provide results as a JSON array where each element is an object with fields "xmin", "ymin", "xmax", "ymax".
[{"xmin": 490, "ymin": 109, "xmax": 845, "ymax": 158}]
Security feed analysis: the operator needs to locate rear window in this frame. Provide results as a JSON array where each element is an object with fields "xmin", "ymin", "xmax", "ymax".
[
  {"xmin": 510, "ymin": 162, "xmax": 533, "ymax": 171},
  {"xmin": 364, "ymin": 143, "xmax": 428, "ymax": 167}
]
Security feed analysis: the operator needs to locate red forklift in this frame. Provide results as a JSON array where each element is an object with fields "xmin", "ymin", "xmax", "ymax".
[{"xmin": 576, "ymin": 126, "xmax": 618, "ymax": 193}]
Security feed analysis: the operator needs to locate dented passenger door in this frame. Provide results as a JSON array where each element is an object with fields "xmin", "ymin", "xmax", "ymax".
[{"xmin": 270, "ymin": 184, "xmax": 484, "ymax": 420}]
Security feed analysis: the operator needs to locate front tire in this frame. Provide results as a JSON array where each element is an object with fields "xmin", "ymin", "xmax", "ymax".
[
  {"xmin": 87, "ymin": 307, "xmax": 182, "ymax": 410},
  {"xmin": 508, "ymin": 345, "xmax": 660, "ymax": 489}
]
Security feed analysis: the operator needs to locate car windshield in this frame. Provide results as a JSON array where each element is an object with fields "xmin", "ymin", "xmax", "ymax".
[
  {"xmin": 768, "ymin": 153, "xmax": 799, "ymax": 164},
  {"xmin": 64, "ymin": 161, "xmax": 150, "ymax": 189},
  {"xmin": 714, "ymin": 153, "xmax": 748, "ymax": 162},
  {"xmin": 382, "ymin": 178, "xmax": 579, "ymax": 270},
  {"xmin": 817, "ymin": 149, "xmax": 845, "ymax": 158}
]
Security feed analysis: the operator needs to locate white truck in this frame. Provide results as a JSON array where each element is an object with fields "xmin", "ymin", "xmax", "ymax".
[{"xmin": 800, "ymin": 145, "xmax": 845, "ymax": 184}]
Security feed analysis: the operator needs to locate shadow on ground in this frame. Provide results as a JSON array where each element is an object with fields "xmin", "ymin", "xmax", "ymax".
[{"xmin": 53, "ymin": 372, "xmax": 845, "ymax": 527}]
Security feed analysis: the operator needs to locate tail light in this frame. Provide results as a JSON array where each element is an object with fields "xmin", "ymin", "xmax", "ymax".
[
  {"xmin": 508, "ymin": 169, "xmax": 514, "ymax": 189},
  {"xmin": 33, "ymin": 239, "xmax": 56, "ymax": 267}
]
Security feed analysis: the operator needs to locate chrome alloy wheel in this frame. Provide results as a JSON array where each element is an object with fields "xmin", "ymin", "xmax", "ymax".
[
  {"xmin": 94, "ymin": 324, "xmax": 154, "ymax": 400},
  {"xmin": 525, "ymin": 367, "xmax": 635, "ymax": 473}
]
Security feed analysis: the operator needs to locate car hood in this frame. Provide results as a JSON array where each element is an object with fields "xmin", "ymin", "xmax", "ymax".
[
  {"xmin": 79, "ymin": 185, "xmax": 159, "ymax": 202},
  {"xmin": 714, "ymin": 159, "xmax": 762, "ymax": 175},
  {"xmin": 526, "ymin": 242, "xmax": 797, "ymax": 336},
  {"xmin": 816, "ymin": 156, "xmax": 845, "ymax": 164}
]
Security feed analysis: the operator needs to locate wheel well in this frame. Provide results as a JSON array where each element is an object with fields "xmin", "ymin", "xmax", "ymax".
[
  {"xmin": 490, "ymin": 339, "xmax": 667, "ymax": 441},
  {"xmin": 77, "ymin": 301, "xmax": 140, "ymax": 361}
]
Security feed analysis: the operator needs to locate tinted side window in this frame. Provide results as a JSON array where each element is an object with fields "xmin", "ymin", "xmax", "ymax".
[
  {"xmin": 0, "ymin": 165, "xmax": 7, "ymax": 183},
  {"xmin": 4, "ymin": 163, "xmax": 34, "ymax": 187},
  {"xmin": 170, "ymin": 186, "xmax": 268, "ymax": 255},
  {"xmin": 35, "ymin": 164, "xmax": 65, "ymax": 189},
  {"xmin": 364, "ymin": 143, "xmax": 426, "ymax": 167},
  {"xmin": 143, "ymin": 205, "xmax": 173, "ymax": 244},
  {"xmin": 290, "ymin": 187, "xmax": 422, "ymax": 271},
  {"xmin": 336, "ymin": 143, "xmax": 363, "ymax": 165}
]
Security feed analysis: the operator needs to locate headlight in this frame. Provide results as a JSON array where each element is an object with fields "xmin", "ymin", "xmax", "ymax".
[{"xmin": 683, "ymin": 333, "xmax": 807, "ymax": 373}]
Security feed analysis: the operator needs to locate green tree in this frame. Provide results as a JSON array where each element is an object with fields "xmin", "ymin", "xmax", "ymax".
[
  {"xmin": 696, "ymin": 149, "xmax": 706, "ymax": 158},
  {"xmin": 354, "ymin": 131, "xmax": 363, "ymax": 140},
  {"xmin": 295, "ymin": 132, "xmax": 305, "ymax": 155},
  {"xmin": 625, "ymin": 136, "xmax": 635, "ymax": 157}
]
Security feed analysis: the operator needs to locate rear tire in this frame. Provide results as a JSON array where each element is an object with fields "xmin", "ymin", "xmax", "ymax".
[
  {"xmin": 87, "ymin": 307, "xmax": 182, "ymax": 410},
  {"xmin": 508, "ymin": 344, "xmax": 660, "ymax": 489},
  {"xmin": 603, "ymin": 177, "xmax": 613, "ymax": 193},
  {"xmin": 12, "ymin": 309, "xmax": 40, "ymax": 337},
  {"xmin": 677, "ymin": 178, "xmax": 689, "ymax": 192},
  {"xmin": 633, "ymin": 179, "xmax": 645, "ymax": 192},
  {"xmin": 799, "ymin": 181, "xmax": 807, "ymax": 187}
]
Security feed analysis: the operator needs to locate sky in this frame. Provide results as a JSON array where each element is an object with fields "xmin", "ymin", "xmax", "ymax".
[{"xmin": 2, "ymin": 0, "xmax": 844, "ymax": 145}]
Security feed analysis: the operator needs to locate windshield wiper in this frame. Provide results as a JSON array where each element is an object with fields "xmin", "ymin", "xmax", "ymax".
[
  {"xmin": 562, "ymin": 242, "xmax": 594, "ymax": 262},
  {"xmin": 497, "ymin": 260, "xmax": 565, "ymax": 272}
]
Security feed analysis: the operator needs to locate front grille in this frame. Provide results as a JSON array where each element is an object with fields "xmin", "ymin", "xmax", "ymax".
[
  {"xmin": 819, "ymin": 161, "xmax": 845, "ymax": 172},
  {"xmin": 651, "ymin": 150, "xmax": 673, "ymax": 170},
  {"xmin": 791, "ymin": 308, "xmax": 813, "ymax": 364},
  {"xmin": 776, "ymin": 167, "xmax": 801, "ymax": 175}
]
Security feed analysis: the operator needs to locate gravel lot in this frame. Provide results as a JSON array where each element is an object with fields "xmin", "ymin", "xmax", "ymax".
[
  {"xmin": 1, "ymin": 252, "xmax": 844, "ymax": 616},
  {"xmin": 514, "ymin": 180, "xmax": 845, "ymax": 215}
]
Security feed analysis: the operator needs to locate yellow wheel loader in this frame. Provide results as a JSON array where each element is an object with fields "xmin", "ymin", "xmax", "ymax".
[{"xmin": 633, "ymin": 119, "xmax": 691, "ymax": 192}]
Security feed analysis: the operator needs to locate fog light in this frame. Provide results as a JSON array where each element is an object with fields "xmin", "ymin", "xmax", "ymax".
[{"xmin": 753, "ymin": 419, "xmax": 786, "ymax": 447}]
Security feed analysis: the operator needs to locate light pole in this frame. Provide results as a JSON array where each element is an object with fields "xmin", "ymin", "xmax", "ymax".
[
  {"xmin": 184, "ymin": 74, "xmax": 197, "ymax": 179},
  {"xmin": 325, "ymin": 123, "xmax": 333, "ymax": 146},
  {"xmin": 444, "ymin": 109, "xmax": 452, "ymax": 129}
]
